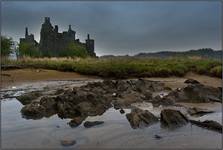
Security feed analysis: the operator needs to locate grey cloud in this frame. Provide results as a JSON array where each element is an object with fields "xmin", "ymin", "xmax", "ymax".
[{"xmin": 2, "ymin": 1, "xmax": 221, "ymax": 56}]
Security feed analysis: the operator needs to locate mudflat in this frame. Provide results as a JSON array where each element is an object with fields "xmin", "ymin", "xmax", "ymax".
[
  {"xmin": 1, "ymin": 69, "xmax": 221, "ymax": 89},
  {"xmin": 1, "ymin": 69, "xmax": 98, "ymax": 88}
]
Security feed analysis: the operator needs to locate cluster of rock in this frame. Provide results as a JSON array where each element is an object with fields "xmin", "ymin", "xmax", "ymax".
[
  {"xmin": 18, "ymin": 79, "xmax": 167, "ymax": 120},
  {"xmin": 17, "ymin": 78, "xmax": 222, "ymax": 132}
]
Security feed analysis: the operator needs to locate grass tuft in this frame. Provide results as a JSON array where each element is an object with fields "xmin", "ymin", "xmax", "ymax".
[{"xmin": 2, "ymin": 57, "xmax": 222, "ymax": 78}]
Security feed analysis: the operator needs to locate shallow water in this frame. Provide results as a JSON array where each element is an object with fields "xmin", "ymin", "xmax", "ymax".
[
  {"xmin": 1, "ymin": 79, "xmax": 222, "ymax": 149},
  {"xmin": 1, "ymin": 98, "xmax": 222, "ymax": 149}
]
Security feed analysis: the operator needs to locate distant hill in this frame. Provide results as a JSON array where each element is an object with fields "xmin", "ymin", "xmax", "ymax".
[{"xmin": 134, "ymin": 48, "xmax": 222, "ymax": 60}]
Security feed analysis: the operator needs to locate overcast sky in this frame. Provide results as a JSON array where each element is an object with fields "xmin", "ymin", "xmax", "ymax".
[{"xmin": 2, "ymin": 1, "xmax": 221, "ymax": 56}]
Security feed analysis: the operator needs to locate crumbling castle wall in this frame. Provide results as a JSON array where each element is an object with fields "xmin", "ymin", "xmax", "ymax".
[{"xmin": 20, "ymin": 17, "xmax": 96, "ymax": 57}]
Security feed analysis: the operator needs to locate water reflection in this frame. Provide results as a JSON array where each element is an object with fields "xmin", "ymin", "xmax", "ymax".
[{"xmin": 1, "ymin": 99, "xmax": 222, "ymax": 149}]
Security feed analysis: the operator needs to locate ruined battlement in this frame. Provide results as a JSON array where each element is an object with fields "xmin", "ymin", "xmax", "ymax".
[{"xmin": 20, "ymin": 17, "xmax": 96, "ymax": 57}]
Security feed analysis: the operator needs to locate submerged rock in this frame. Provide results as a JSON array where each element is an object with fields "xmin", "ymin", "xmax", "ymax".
[
  {"xmin": 161, "ymin": 109, "xmax": 188, "ymax": 128},
  {"xmin": 120, "ymin": 109, "xmax": 125, "ymax": 114},
  {"xmin": 154, "ymin": 134, "xmax": 162, "ymax": 140},
  {"xmin": 68, "ymin": 116, "xmax": 86, "ymax": 128},
  {"xmin": 84, "ymin": 121, "xmax": 104, "ymax": 128},
  {"xmin": 60, "ymin": 140, "xmax": 76, "ymax": 147},
  {"xmin": 126, "ymin": 108, "xmax": 158, "ymax": 129},
  {"xmin": 190, "ymin": 120, "xmax": 222, "ymax": 133}
]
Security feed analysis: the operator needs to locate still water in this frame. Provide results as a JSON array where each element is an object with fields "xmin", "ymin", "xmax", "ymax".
[{"xmin": 1, "ymin": 98, "xmax": 222, "ymax": 149}]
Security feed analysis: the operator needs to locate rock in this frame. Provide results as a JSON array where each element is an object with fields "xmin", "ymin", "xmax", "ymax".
[
  {"xmin": 164, "ymin": 86, "xmax": 172, "ymax": 91},
  {"xmin": 126, "ymin": 108, "xmax": 158, "ymax": 129},
  {"xmin": 184, "ymin": 79, "xmax": 200, "ymax": 84},
  {"xmin": 55, "ymin": 89, "xmax": 111, "ymax": 118},
  {"xmin": 187, "ymin": 107, "xmax": 214, "ymax": 116},
  {"xmin": 55, "ymin": 89, "xmax": 65, "ymax": 95},
  {"xmin": 164, "ymin": 83, "xmax": 222, "ymax": 103},
  {"xmin": 151, "ymin": 95, "xmax": 175, "ymax": 107},
  {"xmin": 39, "ymin": 96, "xmax": 57, "ymax": 116},
  {"xmin": 83, "ymin": 121, "xmax": 104, "ymax": 128},
  {"xmin": 19, "ymin": 79, "xmax": 168, "ymax": 120},
  {"xmin": 160, "ymin": 109, "xmax": 188, "ymax": 128},
  {"xmin": 68, "ymin": 116, "xmax": 86, "ymax": 128},
  {"xmin": 60, "ymin": 140, "xmax": 76, "ymax": 147},
  {"xmin": 154, "ymin": 134, "xmax": 162, "ymax": 139},
  {"xmin": 17, "ymin": 91, "xmax": 42, "ymax": 105},
  {"xmin": 131, "ymin": 79, "xmax": 166, "ymax": 93},
  {"xmin": 190, "ymin": 120, "xmax": 222, "ymax": 133},
  {"xmin": 120, "ymin": 109, "xmax": 125, "ymax": 114},
  {"xmin": 21, "ymin": 102, "xmax": 46, "ymax": 119},
  {"xmin": 142, "ymin": 91, "xmax": 153, "ymax": 100},
  {"xmin": 112, "ymin": 93, "xmax": 117, "ymax": 97},
  {"xmin": 113, "ymin": 91, "xmax": 144, "ymax": 108}
]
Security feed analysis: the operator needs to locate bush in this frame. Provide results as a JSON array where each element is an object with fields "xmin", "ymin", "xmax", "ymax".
[
  {"xmin": 3, "ymin": 57, "xmax": 222, "ymax": 78},
  {"xmin": 59, "ymin": 42, "xmax": 88, "ymax": 58},
  {"xmin": 19, "ymin": 43, "xmax": 41, "ymax": 57},
  {"xmin": 1, "ymin": 36, "xmax": 14, "ymax": 56},
  {"xmin": 210, "ymin": 65, "xmax": 222, "ymax": 78}
]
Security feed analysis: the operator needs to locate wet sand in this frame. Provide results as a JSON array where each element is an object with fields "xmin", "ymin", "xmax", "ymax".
[
  {"xmin": 146, "ymin": 72, "xmax": 222, "ymax": 89},
  {"xmin": 1, "ymin": 69, "xmax": 99, "ymax": 88},
  {"xmin": 1, "ymin": 69, "xmax": 222, "ymax": 89}
]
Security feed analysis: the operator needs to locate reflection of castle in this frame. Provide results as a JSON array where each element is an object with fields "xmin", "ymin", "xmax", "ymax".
[{"xmin": 20, "ymin": 17, "xmax": 95, "ymax": 56}]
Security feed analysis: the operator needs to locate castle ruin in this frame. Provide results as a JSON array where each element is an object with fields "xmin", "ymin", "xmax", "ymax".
[{"xmin": 20, "ymin": 17, "xmax": 96, "ymax": 57}]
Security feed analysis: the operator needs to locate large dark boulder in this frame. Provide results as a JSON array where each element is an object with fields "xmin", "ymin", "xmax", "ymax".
[
  {"xmin": 161, "ymin": 109, "xmax": 188, "ymax": 128},
  {"xmin": 126, "ymin": 108, "xmax": 158, "ymax": 129}
]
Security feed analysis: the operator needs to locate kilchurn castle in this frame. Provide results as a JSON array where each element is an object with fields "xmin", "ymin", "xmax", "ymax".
[{"xmin": 20, "ymin": 17, "xmax": 96, "ymax": 57}]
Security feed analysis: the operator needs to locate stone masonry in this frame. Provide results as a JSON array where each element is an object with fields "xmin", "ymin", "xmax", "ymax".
[{"xmin": 20, "ymin": 17, "xmax": 96, "ymax": 57}]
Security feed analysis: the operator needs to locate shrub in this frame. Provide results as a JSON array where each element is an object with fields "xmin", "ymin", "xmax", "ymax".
[
  {"xmin": 210, "ymin": 65, "xmax": 222, "ymax": 78},
  {"xmin": 19, "ymin": 43, "xmax": 41, "ymax": 57},
  {"xmin": 59, "ymin": 42, "xmax": 88, "ymax": 58},
  {"xmin": 1, "ymin": 36, "xmax": 14, "ymax": 56}
]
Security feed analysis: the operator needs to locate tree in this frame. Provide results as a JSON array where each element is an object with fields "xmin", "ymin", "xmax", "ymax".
[
  {"xmin": 59, "ymin": 42, "xmax": 88, "ymax": 58},
  {"xmin": 1, "ymin": 36, "xmax": 14, "ymax": 56},
  {"xmin": 19, "ymin": 42, "xmax": 41, "ymax": 57}
]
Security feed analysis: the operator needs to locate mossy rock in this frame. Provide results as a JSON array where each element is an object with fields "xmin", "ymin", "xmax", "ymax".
[{"xmin": 16, "ymin": 91, "xmax": 42, "ymax": 105}]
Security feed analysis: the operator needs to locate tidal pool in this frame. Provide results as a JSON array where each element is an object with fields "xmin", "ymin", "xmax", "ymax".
[
  {"xmin": 1, "ymin": 97, "xmax": 222, "ymax": 149},
  {"xmin": 1, "ymin": 99, "xmax": 222, "ymax": 149}
]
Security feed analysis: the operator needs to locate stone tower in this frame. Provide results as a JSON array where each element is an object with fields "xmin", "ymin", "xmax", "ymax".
[
  {"xmin": 86, "ymin": 34, "xmax": 95, "ymax": 56},
  {"xmin": 19, "ymin": 27, "xmax": 38, "ymax": 47},
  {"xmin": 39, "ymin": 17, "xmax": 55, "ymax": 55}
]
